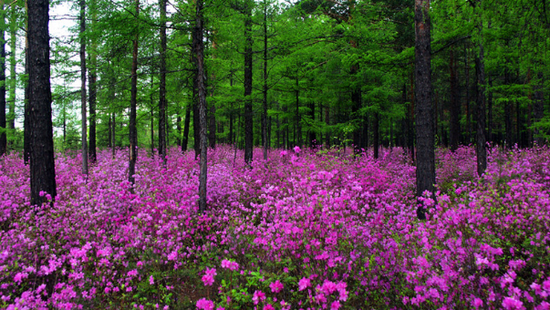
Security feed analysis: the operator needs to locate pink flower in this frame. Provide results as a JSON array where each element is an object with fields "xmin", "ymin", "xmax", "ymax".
[
  {"xmin": 270, "ymin": 280, "xmax": 284, "ymax": 293},
  {"xmin": 196, "ymin": 298, "xmax": 214, "ymax": 310},
  {"xmin": 298, "ymin": 277, "xmax": 310, "ymax": 291},
  {"xmin": 252, "ymin": 290, "xmax": 266, "ymax": 305},
  {"xmin": 331, "ymin": 301, "xmax": 341, "ymax": 310},
  {"xmin": 221, "ymin": 259, "xmax": 239, "ymax": 271},
  {"xmin": 263, "ymin": 305, "xmax": 274, "ymax": 310},
  {"xmin": 201, "ymin": 268, "xmax": 217, "ymax": 286},
  {"xmin": 472, "ymin": 298, "xmax": 483, "ymax": 308},
  {"xmin": 294, "ymin": 146, "xmax": 301, "ymax": 153},
  {"xmin": 149, "ymin": 275, "xmax": 154, "ymax": 285},
  {"xmin": 502, "ymin": 297, "xmax": 525, "ymax": 310}
]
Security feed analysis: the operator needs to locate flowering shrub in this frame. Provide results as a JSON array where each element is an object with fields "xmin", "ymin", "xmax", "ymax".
[{"xmin": 0, "ymin": 145, "xmax": 549, "ymax": 309}]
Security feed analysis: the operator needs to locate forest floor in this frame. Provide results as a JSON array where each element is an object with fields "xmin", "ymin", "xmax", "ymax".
[{"xmin": 1, "ymin": 145, "xmax": 549, "ymax": 310}]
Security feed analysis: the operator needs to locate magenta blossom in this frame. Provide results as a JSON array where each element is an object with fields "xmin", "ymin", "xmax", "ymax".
[
  {"xmin": 270, "ymin": 280, "xmax": 284, "ymax": 293},
  {"xmin": 196, "ymin": 298, "xmax": 214, "ymax": 310}
]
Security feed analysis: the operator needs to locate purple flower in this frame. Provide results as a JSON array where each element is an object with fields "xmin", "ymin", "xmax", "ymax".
[
  {"xmin": 252, "ymin": 290, "xmax": 266, "ymax": 305},
  {"xmin": 502, "ymin": 297, "xmax": 525, "ymax": 310},
  {"xmin": 270, "ymin": 280, "xmax": 284, "ymax": 293},
  {"xmin": 298, "ymin": 277, "xmax": 310, "ymax": 291},
  {"xmin": 196, "ymin": 298, "xmax": 214, "ymax": 310}
]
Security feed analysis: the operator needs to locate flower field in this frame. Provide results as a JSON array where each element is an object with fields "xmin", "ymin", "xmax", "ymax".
[{"xmin": 1, "ymin": 146, "xmax": 550, "ymax": 309}]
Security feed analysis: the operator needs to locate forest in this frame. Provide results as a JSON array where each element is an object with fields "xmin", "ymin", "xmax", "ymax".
[{"xmin": 1, "ymin": 0, "xmax": 550, "ymax": 309}]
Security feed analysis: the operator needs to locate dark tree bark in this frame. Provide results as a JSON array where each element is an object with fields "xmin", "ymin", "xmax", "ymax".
[
  {"xmin": 464, "ymin": 43, "xmax": 471, "ymax": 144},
  {"xmin": 505, "ymin": 67, "xmax": 512, "ymax": 149},
  {"xmin": 244, "ymin": 0, "xmax": 253, "ymax": 164},
  {"xmin": 487, "ymin": 77, "xmax": 493, "ymax": 144},
  {"xmin": 7, "ymin": 4, "xmax": 16, "ymax": 133},
  {"xmin": 128, "ymin": 0, "xmax": 139, "ymax": 186},
  {"xmin": 534, "ymin": 72, "xmax": 544, "ymax": 145},
  {"xmin": 24, "ymin": 1, "xmax": 30, "ymax": 165},
  {"xmin": 194, "ymin": 0, "xmax": 208, "ymax": 213},
  {"xmin": 111, "ymin": 112, "xmax": 116, "ymax": 158},
  {"xmin": 475, "ymin": 43, "xmax": 487, "ymax": 176},
  {"xmin": 351, "ymin": 82, "xmax": 362, "ymax": 154},
  {"xmin": 373, "ymin": 112, "xmax": 379, "ymax": 159},
  {"xmin": 295, "ymin": 76, "xmax": 302, "ymax": 147},
  {"xmin": 159, "ymin": 0, "xmax": 167, "ymax": 165},
  {"xmin": 0, "ymin": 3, "xmax": 6, "ymax": 157},
  {"xmin": 262, "ymin": 1, "xmax": 268, "ymax": 160},
  {"xmin": 89, "ymin": 0, "xmax": 97, "ymax": 163},
  {"xmin": 414, "ymin": 0, "xmax": 435, "ymax": 220},
  {"xmin": 80, "ymin": 0, "xmax": 88, "ymax": 175},
  {"xmin": 182, "ymin": 103, "xmax": 191, "ymax": 152},
  {"xmin": 450, "ymin": 47, "xmax": 460, "ymax": 151},
  {"xmin": 28, "ymin": 0, "xmax": 56, "ymax": 205}
]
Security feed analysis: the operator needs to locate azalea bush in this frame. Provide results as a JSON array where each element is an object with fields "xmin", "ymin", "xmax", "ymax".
[{"xmin": 0, "ymin": 145, "xmax": 549, "ymax": 309}]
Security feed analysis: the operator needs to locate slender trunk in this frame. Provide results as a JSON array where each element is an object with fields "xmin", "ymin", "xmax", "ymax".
[
  {"xmin": 111, "ymin": 112, "xmax": 116, "ymax": 158},
  {"xmin": 534, "ymin": 72, "xmax": 544, "ymax": 145},
  {"xmin": 7, "ymin": 3, "xmax": 15, "ymax": 132},
  {"xmin": 80, "ymin": 0, "xmax": 88, "ymax": 175},
  {"xmin": 262, "ymin": 1, "xmax": 268, "ymax": 160},
  {"xmin": 487, "ymin": 77, "xmax": 493, "ymax": 144},
  {"xmin": 182, "ymin": 104, "xmax": 191, "ymax": 152},
  {"xmin": 373, "ymin": 112, "xmax": 379, "ymax": 159},
  {"xmin": 414, "ymin": 0, "xmax": 435, "ymax": 220},
  {"xmin": 0, "ymin": 3, "xmax": 6, "ymax": 157},
  {"xmin": 450, "ymin": 46, "xmax": 460, "ymax": 152},
  {"xmin": 505, "ymin": 67, "xmax": 512, "ymax": 149},
  {"xmin": 295, "ymin": 76, "xmax": 302, "ymax": 146},
  {"xmin": 128, "ymin": 0, "xmax": 139, "ymax": 186},
  {"xmin": 465, "ymin": 43, "xmax": 470, "ymax": 144},
  {"xmin": 194, "ymin": 0, "xmax": 208, "ymax": 212},
  {"xmin": 89, "ymin": 0, "xmax": 97, "ymax": 163},
  {"xmin": 244, "ymin": 0, "xmax": 253, "ymax": 164},
  {"xmin": 150, "ymin": 73, "xmax": 155, "ymax": 156},
  {"xmin": 24, "ymin": 1, "xmax": 30, "ymax": 165},
  {"xmin": 108, "ymin": 114, "xmax": 112, "ymax": 148},
  {"xmin": 475, "ymin": 42, "xmax": 487, "ymax": 176},
  {"xmin": 28, "ymin": 0, "xmax": 56, "ymax": 205},
  {"xmin": 159, "ymin": 0, "xmax": 167, "ymax": 165}
]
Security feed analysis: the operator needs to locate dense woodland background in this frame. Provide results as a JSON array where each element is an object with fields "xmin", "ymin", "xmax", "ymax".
[{"xmin": 0, "ymin": 0, "xmax": 548, "ymax": 161}]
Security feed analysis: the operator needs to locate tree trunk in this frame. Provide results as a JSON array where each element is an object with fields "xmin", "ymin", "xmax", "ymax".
[
  {"xmin": 262, "ymin": 1, "xmax": 268, "ymax": 160},
  {"xmin": 0, "ymin": 3, "xmax": 6, "ymax": 157},
  {"xmin": 128, "ymin": 0, "xmax": 139, "ymax": 186},
  {"xmin": 505, "ymin": 67, "xmax": 512, "ymax": 149},
  {"xmin": 487, "ymin": 77, "xmax": 493, "ymax": 144},
  {"xmin": 195, "ymin": 0, "xmax": 208, "ymax": 213},
  {"xmin": 80, "ymin": 0, "xmax": 88, "ymax": 175},
  {"xmin": 182, "ymin": 103, "xmax": 191, "ymax": 152},
  {"xmin": 534, "ymin": 72, "xmax": 544, "ymax": 145},
  {"xmin": 450, "ymin": 47, "xmax": 460, "ymax": 151},
  {"xmin": 150, "ymin": 77, "xmax": 154, "ymax": 157},
  {"xmin": 373, "ymin": 112, "xmax": 379, "ymax": 159},
  {"xmin": 7, "ymin": 3, "xmax": 15, "ymax": 132},
  {"xmin": 28, "ymin": 0, "xmax": 56, "ymax": 205},
  {"xmin": 159, "ymin": 0, "xmax": 167, "ymax": 165},
  {"xmin": 244, "ymin": 0, "xmax": 253, "ymax": 164},
  {"xmin": 464, "ymin": 43, "xmax": 471, "ymax": 144},
  {"xmin": 24, "ymin": 1, "xmax": 30, "ymax": 165},
  {"xmin": 414, "ymin": 0, "xmax": 435, "ymax": 220},
  {"xmin": 475, "ymin": 43, "xmax": 487, "ymax": 176},
  {"xmin": 89, "ymin": 0, "xmax": 97, "ymax": 163},
  {"xmin": 111, "ymin": 112, "xmax": 116, "ymax": 158}
]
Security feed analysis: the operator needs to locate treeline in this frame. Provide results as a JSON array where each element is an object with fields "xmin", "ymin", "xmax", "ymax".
[{"xmin": 1, "ymin": 0, "xmax": 548, "ymax": 160}]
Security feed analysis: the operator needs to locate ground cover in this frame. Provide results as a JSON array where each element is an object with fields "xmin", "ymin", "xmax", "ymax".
[{"xmin": 1, "ymin": 145, "xmax": 549, "ymax": 309}]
